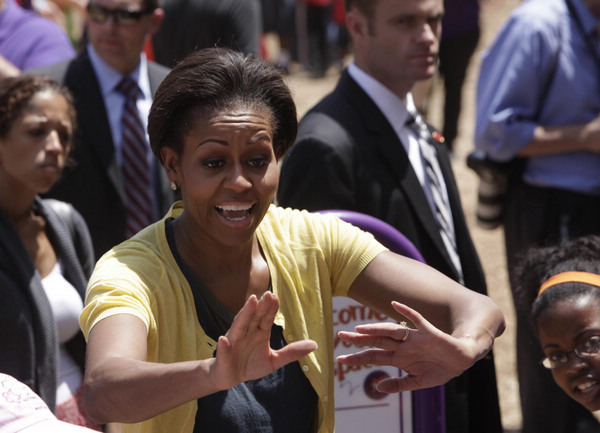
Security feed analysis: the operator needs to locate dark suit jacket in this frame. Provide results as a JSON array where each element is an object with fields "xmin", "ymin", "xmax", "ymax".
[
  {"xmin": 277, "ymin": 70, "xmax": 502, "ymax": 433},
  {"xmin": 152, "ymin": 0, "xmax": 262, "ymax": 68},
  {"xmin": 29, "ymin": 50, "xmax": 176, "ymax": 259},
  {"xmin": 0, "ymin": 198, "xmax": 94, "ymax": 412}
]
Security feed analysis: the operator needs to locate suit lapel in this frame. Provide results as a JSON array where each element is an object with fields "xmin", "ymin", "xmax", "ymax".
[
  {"xmin": 338, "ymin": 72, "xmax": 459, "ymax": 277},
  {"xmin": 65, "ymin": 52, "xmax": 126, "ymax": 204}
]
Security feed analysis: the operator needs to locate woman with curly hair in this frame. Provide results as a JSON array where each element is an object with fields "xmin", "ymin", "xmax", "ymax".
[{"xmin": 0, "ymin": 74, "xmax": 98, "ymax": 429}]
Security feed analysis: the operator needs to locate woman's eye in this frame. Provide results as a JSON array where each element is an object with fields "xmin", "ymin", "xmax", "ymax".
[
  {"xmin": 28, "ymin": 127, "xmax": 46, "ymax": 137},
  {"xmin": 548, "ymin": 352, "xmax": 564, "ymax": 361},
  {"xmin": 395, "ymin": 17, "xmax": 410, "ymax": 26},
  {"xmin": 203, "ymin": 159, "xmax": 225, "ymax": 169},
  {"xmin": 582, "ymin": 337, "xmax": 600, "ymax": 353},
  {"xmin": 248, "ymin": 157, "xmax": 268, "ymax": 168},
  {"xmin": 59, "ymin": 131, "xmax": 72, "ymax": 144}
]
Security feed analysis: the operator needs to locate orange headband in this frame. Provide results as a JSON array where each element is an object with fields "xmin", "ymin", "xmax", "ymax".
[{"xmin": 538, "ymin": 271, "xmax": 600, "ymax": 298}]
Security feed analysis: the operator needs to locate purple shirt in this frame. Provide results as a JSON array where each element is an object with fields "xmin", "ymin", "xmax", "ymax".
[{"xmin": 0, "ymin": 0, "xmax": 74, "ymax": 70}]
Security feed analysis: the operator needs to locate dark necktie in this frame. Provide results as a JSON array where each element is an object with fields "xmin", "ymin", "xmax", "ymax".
[
  {"xmin": 406, "ymin": 112, "xmax": 464, "ymax": 283},
  {"xmin": 116, "ymin": 76, "xmax": 152, "ymax": 238}
]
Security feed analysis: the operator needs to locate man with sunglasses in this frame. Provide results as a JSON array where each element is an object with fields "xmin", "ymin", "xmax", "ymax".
[{"xmin": 28, "ymin": 0, "xmax": 177, "ymax": 260}]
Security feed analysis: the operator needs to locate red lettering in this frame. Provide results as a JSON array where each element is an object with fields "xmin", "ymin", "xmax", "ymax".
[
  {"xmin": 336, "ymin": 360, "xmax": 369, "ymax": 382},
  {"xmin": 334, "ymin": 304, "xmax": 390, "ymax": 329}
]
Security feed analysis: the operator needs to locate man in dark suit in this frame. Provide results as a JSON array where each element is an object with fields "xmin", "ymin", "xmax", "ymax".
[
  {"xmin": 30, "ymin": 0, "xmax": 176, "ymax": 259},
  {"xmin": 277, "ymin": 0, "xmax": 502, "ymax": 432}
]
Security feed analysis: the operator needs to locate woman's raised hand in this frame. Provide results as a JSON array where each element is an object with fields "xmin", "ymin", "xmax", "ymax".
[
  {"xmin": 336, "ymin": 301, "xmax": 482, "ymax": 393},
  {"xmin": 209, "ymin": 292, "xmax": 317, "ymax": 391}
]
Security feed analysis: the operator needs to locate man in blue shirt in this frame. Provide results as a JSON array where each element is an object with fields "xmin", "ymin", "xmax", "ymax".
[{"xmin": 475, "ymin": 0, "xmax": 600, "ymax": 432}]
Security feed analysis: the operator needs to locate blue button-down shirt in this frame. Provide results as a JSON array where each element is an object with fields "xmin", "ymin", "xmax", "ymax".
[{"xmin": 475, "ymin": 0, "xmax": 600, "ymax": 196}]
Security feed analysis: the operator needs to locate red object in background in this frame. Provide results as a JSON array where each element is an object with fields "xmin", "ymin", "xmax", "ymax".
[
  {"xmin": 144, "ymin": 38, "xmax": 154, "ymax": 61},
  {"xmin": 260, "ymin": 34, "xmax": 267, "ymax": 60},
  {"xmin": 332, "ymin": 0, "xmax": 346, "ymax": 25}
]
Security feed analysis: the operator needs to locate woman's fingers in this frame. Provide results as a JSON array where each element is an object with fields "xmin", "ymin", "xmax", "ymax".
[
  {"xmin": 226, "ymin": 294, "xmax": 259, "ymax": 340},
  {"xmin": 375, "ymin": 375, "xmax": 425, "ymax": 393},
  {"xmin": 335, "ymin": 300, "xmax": 468, "ymax": 393},
  {"xmin": 336, "ymin": 347, "xmax": 395, "ymax": 366},
  {"xmin": 271, "ymin": 340, "xmax": 318, "ymax": 370},
  {"xmin": 337, "ymin": 318, "xmax": 416, "ymax": 351},
  {"xmin": 255, "ymin": 292, "xmax": 280, "ymax": 332},
  {"xmin": 226, "ymin": 292, "xmax": 279, "ymax": 341},
  {"xmin": 390, "ymin": 301, "xmax": 423, "ymax": 326}
]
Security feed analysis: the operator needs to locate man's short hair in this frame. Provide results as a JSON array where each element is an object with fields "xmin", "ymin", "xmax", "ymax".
[{"xmin": 344, "ymin": 0, "xmax": 378, "ymax": 20}]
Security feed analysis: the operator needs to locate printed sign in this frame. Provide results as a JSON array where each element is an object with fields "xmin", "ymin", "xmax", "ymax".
[{"xmin": 333, "ymin": 297, "xmax": 412, "ymax": 433}]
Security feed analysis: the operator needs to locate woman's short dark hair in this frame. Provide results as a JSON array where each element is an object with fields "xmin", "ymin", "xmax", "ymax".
[
  {"xmin": 513, "ymin": 235, "xmax": 600, "ymax": 337},
  {"xmin": 0, "ymin": 74, "xmax": 76, "ymax": 138},
  {"xmin": 148, "ymin": 47, "xmax": 298, "ymax": 163}
]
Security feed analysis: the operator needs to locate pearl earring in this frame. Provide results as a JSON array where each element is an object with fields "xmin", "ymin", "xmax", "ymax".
[{"xmin": 170, "ymin": 181, "xmax": 177, "ymax": 191}]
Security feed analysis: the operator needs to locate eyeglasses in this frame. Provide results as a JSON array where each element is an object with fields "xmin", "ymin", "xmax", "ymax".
[
  {"xmin": 86, "ymin": 3, "xmax": 154, "ymax": 26},
  {"xmin": 541, "ymin": 335, "xmax": 600, "ymax": 369}
]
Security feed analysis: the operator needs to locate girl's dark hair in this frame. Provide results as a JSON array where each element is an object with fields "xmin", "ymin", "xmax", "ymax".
[
  {"xmin": 148, "ymin": 47, "xmax": 298, "ymax": 163},
  {"xmin": 0, "ymin": 74, "xmax": 76, "ymax": 138},
  {"xmin": 513, "ymin": 235, "xmax": 600, "ymax": 336}
]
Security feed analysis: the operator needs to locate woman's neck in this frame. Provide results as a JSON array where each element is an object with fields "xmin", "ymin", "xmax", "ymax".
[
  {"xmin": 173, "ymin": 216, "xmax": 271, "ymax": 313},
  {"xmin": 0, "ymin": 178, "xmax": 37, "ymax": 224},
  {"xmin": 0, "ymin": 198, "xmax": 36, "ymax": 226}
]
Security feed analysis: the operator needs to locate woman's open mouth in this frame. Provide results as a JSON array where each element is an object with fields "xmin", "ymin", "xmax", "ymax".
[{"xmin": 215, "ymin": 204, "xmax": 254, "ymax": 222}]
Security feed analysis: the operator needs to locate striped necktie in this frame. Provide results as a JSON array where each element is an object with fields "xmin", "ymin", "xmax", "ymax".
[
  {"xmin": 406, "ymin": 112, "xmax": 464, "ymax": 283},
  {"xmin": 116, "ymin": 76, "xmax": 152, "ymax": 239}
]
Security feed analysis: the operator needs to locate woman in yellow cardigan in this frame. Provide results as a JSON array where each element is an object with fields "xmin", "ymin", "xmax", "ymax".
[{"xmin": 79, "ymin": 47, "xmax": 505, "ymax": 433}]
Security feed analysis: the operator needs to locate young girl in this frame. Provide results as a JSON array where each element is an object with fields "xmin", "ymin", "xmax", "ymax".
[{"xmin": 515, "ymin": 235, "xmax": 600, "ymax": 418}]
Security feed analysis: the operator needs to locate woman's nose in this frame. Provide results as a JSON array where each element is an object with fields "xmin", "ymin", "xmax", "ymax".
[
  {"xmin": 46, "ymin": 130, "xmax": 64, "ymax": 153},
  {"xmin": 225, "ymin": 164, "xmax": 252, "ymax": 191}
]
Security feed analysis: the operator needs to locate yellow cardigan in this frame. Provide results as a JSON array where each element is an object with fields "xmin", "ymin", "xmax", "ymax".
[{"xmin": 81, "ymin": 203, "xmax": 387, "ymax": 433}]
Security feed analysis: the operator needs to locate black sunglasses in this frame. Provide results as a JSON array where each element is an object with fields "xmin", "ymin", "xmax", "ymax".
[{"xmin": 86, "ymin": 3, "xmax": 154, "ymax": 26}]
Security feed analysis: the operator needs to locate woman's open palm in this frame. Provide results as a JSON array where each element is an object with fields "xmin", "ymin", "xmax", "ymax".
[{"xmin": 209, "ymin": 292, "xmax": 317, "ymax": 391}]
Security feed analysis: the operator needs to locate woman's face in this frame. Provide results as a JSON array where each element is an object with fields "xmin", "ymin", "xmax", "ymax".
[
  {"xmin": 163, "ymin": 106, "xmax": 279, "ymax": 247},
  {"xmin": 537, "ymin": 296, "xmax": 600, "ymax": 411},
  {"xmin": 0, "ymin": 90, "xmax": 72, "ymax": 196}
]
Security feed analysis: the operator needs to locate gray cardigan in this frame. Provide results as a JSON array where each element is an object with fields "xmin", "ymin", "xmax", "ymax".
[{"xmin": 0, "ymin": 197, "xmax": 94, "ymax": 412}]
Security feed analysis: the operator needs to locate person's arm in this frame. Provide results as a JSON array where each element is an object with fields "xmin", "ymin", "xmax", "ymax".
[
  {"xmin": 474, "ymin": 11, "xmax": 562, "ymax": 161},
  {"xmin": 83, "ymin": 292, "xmax": 317, "ymax": 424},
  {"xmin": 516, "ymin": 116, "xmax": 600, "ymax": 156},
  {"xmin": 0, "ymin": 55, "xmax": 20, "ymax": 79},
  {"xmin": 338, "ymin": 251, "xmax": 505, "ymax": 393}
]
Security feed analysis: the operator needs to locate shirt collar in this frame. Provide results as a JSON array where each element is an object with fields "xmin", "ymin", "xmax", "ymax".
[
  {"xmin": 347, "ymin": 62, "xmax": 412, "ymax": 132},
  {"xmin": 87, "ymin": 44, "xmax": 151, "ymax": 99}
]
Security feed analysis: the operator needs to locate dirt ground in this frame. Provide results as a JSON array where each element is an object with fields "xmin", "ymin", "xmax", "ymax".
[{"xmin": 281, "ymin": 0, "xmax": 523, "ymax": 431}]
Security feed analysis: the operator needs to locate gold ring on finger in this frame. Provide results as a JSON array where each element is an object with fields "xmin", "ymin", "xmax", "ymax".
[{"xmin": 400, "ymin": 321, "xmax": 410, "ymax": 342}]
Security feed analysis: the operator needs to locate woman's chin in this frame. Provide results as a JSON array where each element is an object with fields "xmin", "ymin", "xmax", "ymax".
[{"xmin": 584, "ymin": 400, "xmax": 600, "ymax": 412}]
